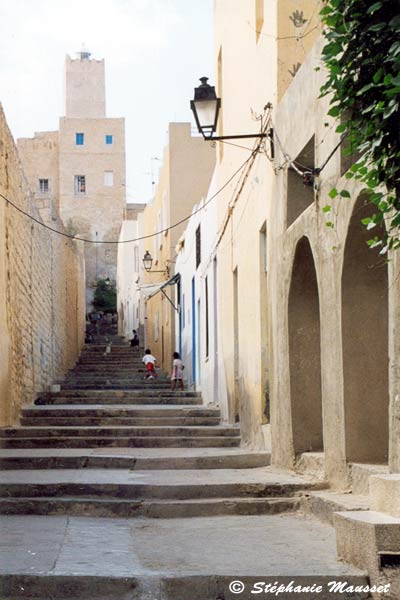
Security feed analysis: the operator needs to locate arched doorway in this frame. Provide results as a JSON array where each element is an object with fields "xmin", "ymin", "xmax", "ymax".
[
  {"xmin": 342, "ymin": 194, "xmax": 389, "ymax": 463},
  {"xmin": 288, "ymin": 237, "xmax": 323, "ymax": 453}
]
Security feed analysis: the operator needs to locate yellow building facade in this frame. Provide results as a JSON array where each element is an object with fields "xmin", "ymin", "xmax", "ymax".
[
  {"xmin": 212, "ymin": 0, "xmax": 320, "ymax": 447},
  {"xmin": 142, "ymin": 123, "xmax": 215, "ymax": 372}
]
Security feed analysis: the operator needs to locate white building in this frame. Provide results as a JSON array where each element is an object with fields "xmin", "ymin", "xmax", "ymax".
[
  {"xmin": 116, "ymin": 204, "xmax": 145, "ymax": 340},
  {"xmin": 174, "ymin": 172, "xmax": 228, "ymax": 414}
]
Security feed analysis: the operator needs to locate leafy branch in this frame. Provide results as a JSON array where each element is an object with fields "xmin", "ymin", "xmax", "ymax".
[{"xmin": 320, "ymin": 0, "xmax": 400, "ymax": 252}]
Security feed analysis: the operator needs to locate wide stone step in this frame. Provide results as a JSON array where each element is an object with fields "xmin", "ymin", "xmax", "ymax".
[
  {"xmin": 0, "ymin": 496, "xmax": 299, "ymax": 518},
  {"xmin": 22, "ymin": 405, "xmax": 219, "ymax": 418},
  {"xmin": 20, "ymin": 416, "xmax": 222, "ymax": 426},
  {"xmin": 61, "ymin": 383, "xmax": 173, "ymax": 390},
  {"xmin": 37, "ymin": 389, "xmax": 202, "ymax": 398},
  {"xmin": 1, "ymin": 426, "xmax": 239, "ymax": 438},
  {"xmin": 0, "ymin": 436, "xmax": 241, "ymax": 449},
  {"xmin": 0, "ymin": 468, "xmax": 323, "ymax": 500},
  {"xmin": 36, "ymin": 396, "xmax": 202, "ymax": 405},
  {"xmin": 0, "ymin": 448, "xmax": 271, "ymax": 470}
]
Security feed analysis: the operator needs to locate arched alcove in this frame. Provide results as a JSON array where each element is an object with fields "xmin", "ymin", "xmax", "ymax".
[
  {"xmin": 342, "ymin": 195, "xmax": 389, "ymax": 463},
  {"xmin": 288, "ymin": 236, "xmax": 323, "ymax": 453}
]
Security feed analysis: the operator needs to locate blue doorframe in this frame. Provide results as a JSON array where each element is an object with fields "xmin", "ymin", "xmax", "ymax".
[{"xmin": 191, "ymin": 277, "xmax": 196, "ymax": 384}]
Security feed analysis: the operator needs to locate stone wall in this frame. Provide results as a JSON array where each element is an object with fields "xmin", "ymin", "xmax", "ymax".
[{"xmin": 0, "ymin": 104, "xmax": 85, "ymax": 426}]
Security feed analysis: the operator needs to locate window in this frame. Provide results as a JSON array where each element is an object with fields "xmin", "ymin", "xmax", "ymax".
[
  {"xmin": 195, "ymin": 225, "xmax": 201, "ymax": 268},
  {"xmin": 165, "ymin": 294, "xmax": 169, "ymax": 325},
  {"xmin": 205, "ymin": 276, "xmax": 209, "ymax": 358},
  {"xmin": 134, "ymin": 246, "xmax": 139, "ymax": 273},
  {"xmin": 157, "ymin": 210, "xmax": 162, "ymax": 249},
  {"xmin": 255, "ymin": 0, "xmax": 264, "ymax": 42},
  {"xmin": 104, "ymin": 171, "xmax": 114, "ymax": 187},
  {"xmin": 76, "ymin": 133, "xmax": 84, "ymax": 145},
  {"xmin": 162, "ymin": 192, "xmax": 168, "ymax": 236},
  {"xmin": 38, "ymin": 179, "xmax": 49, "ymax": 193},
  {"xmin": 154, "ymin": 226, "xmax": 158, "ymax": 263},
  {"xmin": 182, "ymin": 294, "xmax": 185, "ymax": 329},
  {"xmin": 105, "ymin": 135, "xmax": 113, "ymax": 145},
  {"xmin": 154, "ymin": 312, "xmax": 159, "ymax": 342},
  {"xmin": 260, "ymin": 222, "xmax": 267, "ymax": 272},
  {"xmin": 74, "ymin": 175, "xmax": 86, "ymax": 195}
]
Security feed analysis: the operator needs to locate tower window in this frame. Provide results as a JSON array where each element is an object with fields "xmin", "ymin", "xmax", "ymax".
[
  {"xmin": 104, "ymin": 171, "xmax": 114, "ymax": 187},
  {"xmin": 76, "ymin": 133, "xmax": 84, "ymax": 145},
  {"xmin": 74, "ymin": 175, "xmax": 86, "ymax": 195},
  {"xmin": 38, "ymin": 179, "xmax": 49, "ymax": 193},
  {"xmin": 105, "ymin": 135, "xmax": 113, "ymax": 145}
]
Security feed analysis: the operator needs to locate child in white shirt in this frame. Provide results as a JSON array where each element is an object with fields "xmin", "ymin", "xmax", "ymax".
[
  {"xmin": 171, "ymin": 352, "xmax": 184, "ymax": 390},
  {"xmin": 142, "ymin": 349, "xmax": 157, "ymax": 379}
]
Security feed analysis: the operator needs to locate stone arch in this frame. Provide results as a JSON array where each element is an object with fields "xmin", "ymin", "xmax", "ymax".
[
  {"xmin": 288, "ymin": 236, "xmax": 323, "ymax": 453},
  {"xmin": 342, "ymin": 194, "xmax": 389, "ymax": 463}
]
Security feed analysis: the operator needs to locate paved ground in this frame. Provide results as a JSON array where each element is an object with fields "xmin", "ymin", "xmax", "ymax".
[
  {"xmin": 0, "ymin": 513, "xmax": 364, "ymax": 577},
  {"xmin": 0, "ymin": 466, "xmax": 315, "ymax": 486},
  {"xmin": 0, "ymin": 447, "xmax": 268, "ymax": 458}
]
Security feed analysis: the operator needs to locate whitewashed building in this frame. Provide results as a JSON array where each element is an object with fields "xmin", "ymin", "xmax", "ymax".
[{"xmin": 174, "ymin": 173, "xmax": 228, "ymax": 414}]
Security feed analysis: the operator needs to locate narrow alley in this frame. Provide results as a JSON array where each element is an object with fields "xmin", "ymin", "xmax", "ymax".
[
  {"xmin": 0, "ymin": 336, "xmax": 369, "ymax": 599},
  {"xmin": 1, "ymin": 1, "xmax": 400, "ymax": 599}
]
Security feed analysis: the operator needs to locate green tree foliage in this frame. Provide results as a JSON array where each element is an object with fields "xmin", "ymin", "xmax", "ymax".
[
  {"xmin": 320, "ymin": 0, "xmax": 400, "ymax": 251},
  {"xmin": 92, "ymin": 278, "xmax": 117, "ymax": 311}
]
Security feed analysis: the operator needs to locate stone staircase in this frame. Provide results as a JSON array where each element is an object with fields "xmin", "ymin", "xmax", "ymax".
[
  {"xmin": 0, "ymin": 337, "xmax": 326, "ymax": 518},
  {"xmin": 0, "ymin": 338, "xmax": 373, "ymax": 599}
]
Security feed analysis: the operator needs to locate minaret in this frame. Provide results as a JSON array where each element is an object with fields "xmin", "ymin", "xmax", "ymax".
[
  {"xmin": 64, "ymin": 46, "xmax": 106, "ymax": 118},
  {"xmin": 59, "ymin": 50, "xmax": 126, "ymax": 308}
]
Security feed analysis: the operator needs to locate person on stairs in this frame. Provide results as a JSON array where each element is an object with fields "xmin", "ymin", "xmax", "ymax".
[
  {"xmin": 170, "ymin": 352, "xmax": 184, "ymax": 391},
  {"xmin": 142, "ymin": 349, "xmax": 157, "ymax": 380},
  {"xmin": 130, "ymin": 330, "xmax": 140, "ymax": 350}
]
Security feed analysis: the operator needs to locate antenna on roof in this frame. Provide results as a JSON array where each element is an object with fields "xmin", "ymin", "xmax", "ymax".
[{"xmin": 77, "ymin": 43, "xmax": 91, "ymax": 60}]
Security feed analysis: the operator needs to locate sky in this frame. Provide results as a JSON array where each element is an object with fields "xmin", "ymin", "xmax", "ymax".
[{"xmin": 0, "ymin": 0, "xmax": 214, "ymax": 203}]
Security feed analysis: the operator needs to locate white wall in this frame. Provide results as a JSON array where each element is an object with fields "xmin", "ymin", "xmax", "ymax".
[
  {"xmin": 117, "ymin": 220, "xmax": 141, "ymax": 339},
  {"xmin": 174, "ymin": 172, "xmax": 228, "ymax": 413}
]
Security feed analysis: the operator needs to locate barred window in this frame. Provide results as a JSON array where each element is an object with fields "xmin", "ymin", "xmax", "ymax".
[
  {"xmin": 74, "ymin": 175, "xmax": 86, "ymax": 195},
  {"xmin": 39, "ymin": 178, "xmax": 49, "ymax": 193}
]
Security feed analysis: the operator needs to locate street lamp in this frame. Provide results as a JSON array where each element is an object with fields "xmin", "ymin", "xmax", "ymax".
[
  {"xmin": 143, "ymin": 250, "xmax": 153, "ymax": 272},
  {"xmin": 190, "ymin": 77, "xmax": 269, "ymax": 141},
  {"xmin": 142, "ymin": 251, "xmax": 170, "ymax": 277}
]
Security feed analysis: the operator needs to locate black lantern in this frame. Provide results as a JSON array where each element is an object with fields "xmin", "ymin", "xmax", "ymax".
[
  {"xmin": 190, "ymin": 77, "xmax": 270, "ymax": 142},
  {"xmin": 143, "ymin": 250, "xmax": 153, "ymax": 272},
  {"xmin": 190, "ymin": 77, "xmax": 221, "ymax": 139}
]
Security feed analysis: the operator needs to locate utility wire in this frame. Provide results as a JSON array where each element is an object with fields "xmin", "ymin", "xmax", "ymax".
[
  {"xmin": 0, "ymin": 153, "xmax": 254, "ymax": 245},
  {"xmin": 271, "ymin": 119, "xmax": 345, "ymax": 178}
]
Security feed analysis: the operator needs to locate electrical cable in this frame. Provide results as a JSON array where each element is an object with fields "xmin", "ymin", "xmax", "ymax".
[
  {"xmin": 271, "ymin": 119, "xmax": 346, "ymax": 179},
  {"xmin": 0, "ymin": 152, "xmax": 254, "ymax": 245}
]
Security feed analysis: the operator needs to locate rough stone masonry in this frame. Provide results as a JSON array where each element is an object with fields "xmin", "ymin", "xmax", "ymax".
[{"xmin": 0, "ymin": 104, "xmax": 85, "ymax": 427}]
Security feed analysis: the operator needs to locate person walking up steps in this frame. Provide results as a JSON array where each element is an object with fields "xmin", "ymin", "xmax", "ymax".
[
  {"xmin": 171, "ymin": 351, "xmax": 184, "ymax": 391},
  {"xmin": 142, "ymin": 349, "xmax": 157, "ymax": 380},
  {"xmin": 130, "ymin": 329, "xmax": 140, "ymax": 350}
]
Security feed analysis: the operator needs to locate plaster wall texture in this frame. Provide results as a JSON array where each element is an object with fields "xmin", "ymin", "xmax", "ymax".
[
  {"xmin": 117, "ymin": 219, "xmax": 142, "ymax": 339},
  {"xmin": 65, "ymin": 56, "xmax": 106, "ymax": 119},
  {"xmin": 0, "ymin": 105, "xmax": 85, "ymax": 427},
  {"xmin": 142, "ymin": 123, "xmax": 215, "ymax": 371},
  {"xmin": 211, "ymin": 0, "xmax": 395, "ymax": 480},
  {"xmin": 269, "ymin": 36, "xmax": 397, "ymax": 487},
  {"xmin": 212, "ymin": 0, "xmax": 282, "ymax": 448}
]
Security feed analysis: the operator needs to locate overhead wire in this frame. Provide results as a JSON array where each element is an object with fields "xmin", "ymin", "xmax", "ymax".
[
  {"xmin": 271, "ymin": 119, "xmax": 345, "ymax": 178},
  {"xmin": 0, "ymin": 151, "xmax": 255, "ymax": 246}
]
